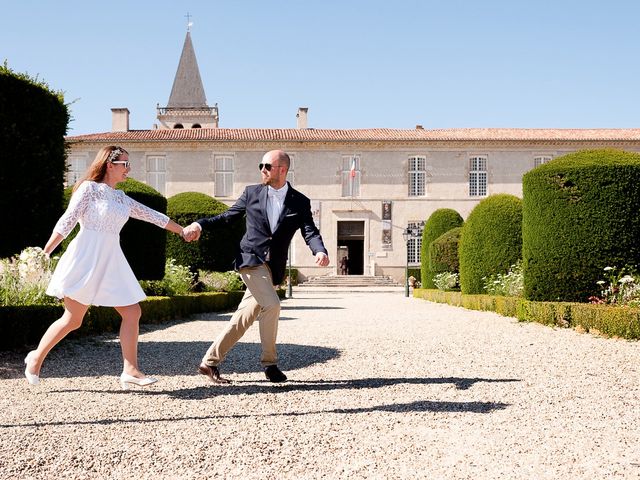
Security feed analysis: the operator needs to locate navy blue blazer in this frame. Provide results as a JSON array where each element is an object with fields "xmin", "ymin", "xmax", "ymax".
[{"xmin": 197, "ymin": 182, "xmax": 327, "ymax": 285}]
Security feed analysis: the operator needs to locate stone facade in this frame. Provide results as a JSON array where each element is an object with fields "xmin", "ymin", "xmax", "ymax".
[
  {"xmin": 63, "ymin": 32, "xmax": 640, "ymax": 283},
  {"xmin": 65, "ymin": 132, "xmax": 640, "ymax": 282}
]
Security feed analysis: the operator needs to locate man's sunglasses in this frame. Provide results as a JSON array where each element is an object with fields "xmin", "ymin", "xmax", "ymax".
[{"xmin": 259, "ymin": 163, "xmax": 284, "ymax": 171}]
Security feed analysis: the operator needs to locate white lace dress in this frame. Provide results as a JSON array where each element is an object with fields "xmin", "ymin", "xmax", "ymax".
[{"xmin": 46, "ymin": 181, "xmax": 169, "ymax": 306}]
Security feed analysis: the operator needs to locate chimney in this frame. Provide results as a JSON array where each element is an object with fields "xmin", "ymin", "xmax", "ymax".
[
  {"xmin": 415, "ymin": 124, "xmax": 424, "ymax": 130},
  {"xmin": 296, "ymin": 107, "xmax": 308, "ymax": 129},
  {"xmin": 111, "ymin": 108, "xmax": 130, "ymax": 132}
]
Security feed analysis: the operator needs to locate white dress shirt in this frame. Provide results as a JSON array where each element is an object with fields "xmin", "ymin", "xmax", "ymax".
[{"xmin": 267, "ymin": 183, "xmax": 288, "ymax": 233}]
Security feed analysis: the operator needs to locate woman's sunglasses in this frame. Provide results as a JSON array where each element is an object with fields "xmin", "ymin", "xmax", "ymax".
[{"xmin": 111, "ymin": 160, "xmax": 131, "ymax": 168}]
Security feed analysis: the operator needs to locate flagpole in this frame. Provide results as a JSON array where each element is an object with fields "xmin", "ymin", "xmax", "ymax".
[{"xmin": 350, "ymin": 158, "xmax": 356, "ymax": 210}]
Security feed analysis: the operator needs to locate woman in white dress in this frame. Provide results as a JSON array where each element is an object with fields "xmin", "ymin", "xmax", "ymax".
[{"xmin": 24, "ymin": 146, "xmax": 186, "ymax": 390}]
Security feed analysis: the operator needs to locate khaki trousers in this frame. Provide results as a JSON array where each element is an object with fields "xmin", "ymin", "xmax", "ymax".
[{"xmin": 202, "ymin": 264, "xmax": 280, "ymax": 367}]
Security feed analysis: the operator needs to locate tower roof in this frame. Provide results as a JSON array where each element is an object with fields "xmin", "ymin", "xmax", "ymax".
[{"xmin": 167, "ymin": 32, "xmax": 208, "ymax": 108}]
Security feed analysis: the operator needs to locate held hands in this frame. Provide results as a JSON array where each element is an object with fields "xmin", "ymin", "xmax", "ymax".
[
  {"xmin": 315, "ymin": 252, "xmax": 330, "ymax": 267},
  {"xmin": 182, "ymin": 222, "xmax": 202, "ymax": 242}
]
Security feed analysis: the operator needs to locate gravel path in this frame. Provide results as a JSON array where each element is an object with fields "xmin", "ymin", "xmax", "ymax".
[{"xmin": 1, "ymin": 290, "xmax": 639, "ymax": 479}]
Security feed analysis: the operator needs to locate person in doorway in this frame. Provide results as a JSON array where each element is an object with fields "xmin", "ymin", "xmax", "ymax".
[
  {"xmin": 24, "ymin": 146, "xmax": 186, "ymax": 390},
  {"xmin": 183, "ymin": 149, "xmax": 329, "ymax": 383},
  {"xmin": 340, "ymin": 256, "xmax": 349, "ymax": 275}
]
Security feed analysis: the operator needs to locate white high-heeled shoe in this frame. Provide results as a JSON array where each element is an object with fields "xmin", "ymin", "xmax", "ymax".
[
  {"xmin": 120, "ymin": 372, "xmax": 158, "ymax": 390},
  {"xmin": 24, "ymin": 351, "xmax": 40, "ymax": 386}
]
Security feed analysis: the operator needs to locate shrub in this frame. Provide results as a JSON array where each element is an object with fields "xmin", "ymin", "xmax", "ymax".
[
  {"xmin": 0, "ymin": 291, "xmax": 248, "ymax": 350},
  {"xmin": 0, "ymin": 63, "xmax": 69, "ymax": 258},
  {"xmin": 59, "ymin": 179, "xmax": 168, "ymax": 280},
  {"xmin": 119, "ymin": 179, "xmax": 168, "ymax": 280},
  {"xmin": 0, "ymin": 247, "xmax": 59, "ymax": 306},
  {"xmin": 459, "ymin": 194, "xmax": 522, "ymax": 294},
  {"xmin": 420, "ymin": 209, "xmax": 463, "ymax": 289},
  {"xmin": 139, "ymin": 258, "xmax": 196, "ymax": 296},
  {"xmin": 433, "ymin": 272, "xmax": 459, "ymax": 291},
  {"xmin": 522, "ymin": 149, "xmax": 640, "ymax": 302},
  {"xmin": 413, "ymin": 289, "xmax": 640, "ymax": 340},
  {"xmin": 166, "ymin": 192, "xmax": 244, "ymax": 272},
  {"xmin": 198, "ymin": 270, "xmax": 245, "ymax": 292},
  {"xmin": 429, "ymin": 226, "xmax": 462, "ymax": 276},
  {"xmin": 590, "ymin": 266, "xmax": 640, "ymax": 307},
  {"xmin": 483, "ymin": 260, "xmax": 524, "ymax": 297}
]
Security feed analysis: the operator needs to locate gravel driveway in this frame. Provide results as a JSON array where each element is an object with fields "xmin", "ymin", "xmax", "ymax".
[{"xmin": 1, "ymin": 290, "xmax": 639, "ymax": 479}]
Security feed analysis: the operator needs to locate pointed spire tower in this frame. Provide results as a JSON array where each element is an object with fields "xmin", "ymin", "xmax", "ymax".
[{"xmin": 157, "ymin": 28, "xmax": 219, "ymax": 129}]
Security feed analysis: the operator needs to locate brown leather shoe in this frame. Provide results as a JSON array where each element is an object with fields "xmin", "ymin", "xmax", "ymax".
[
  {"xmin": 198, "ymin": 363, "xmax": 231, "ymax": 384},
  {"xmin": 264, "ymin": 365, "xmax": 287, "ymax": 383}
]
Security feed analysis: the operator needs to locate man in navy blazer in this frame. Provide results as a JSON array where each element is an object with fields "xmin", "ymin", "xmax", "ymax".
[{"xmin": 183, "ymin": 150, "xmax": 329, "ymax": 383}]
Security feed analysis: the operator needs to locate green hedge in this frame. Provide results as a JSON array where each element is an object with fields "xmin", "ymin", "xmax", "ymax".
[
  {"xmin": 429, "ymin": 226, "xmax": 462, "ymax": 276},
  {"xmin": 167, "ymin": 192, "xmax": 244, "ymax": 272},
  {"xmin": 459, "ymin": 194, "xmax": 522, "ymax": 294},
  {"xmin": 413, "ymin": 289, "xmax": 640, "ymax": 340},
  {"xmin": 119, "ymin": 179, "xmax": 168, "ymax": 280},
  {"xmin": 0, "ymin": 63, "xmax": 69, "ymax": 258},
  {"xmin": 522, "ymin": 149, "xmax": 640, "ymax": 302},
  {"xmin": 0, "ymin": 290, "xmax": 266, "ymax": 350},
  {"xmin": 420, "ymin": 209, "xmax": 463, "ymax": 289}
]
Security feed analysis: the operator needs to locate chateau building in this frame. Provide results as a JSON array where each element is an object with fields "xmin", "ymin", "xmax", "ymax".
[{"xmin": 66, "ymin": 32, "xmax": 640, "ymax": 283}]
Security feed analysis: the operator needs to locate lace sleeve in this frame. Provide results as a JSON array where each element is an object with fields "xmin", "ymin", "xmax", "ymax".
[
  {"xmin": 53, "ymin": 181, "xmax": 91, "ymax": 238},
  {"xmin": 125, "ymin": 194, "xmax": 170, "ymax": 228}
]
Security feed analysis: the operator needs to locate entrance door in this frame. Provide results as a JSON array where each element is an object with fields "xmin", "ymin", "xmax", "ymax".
[{"xmin": 337, "ymin": 221, "xmax": 365, "ymax": 275}]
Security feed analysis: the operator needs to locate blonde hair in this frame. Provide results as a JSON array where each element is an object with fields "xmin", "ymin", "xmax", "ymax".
[{"xmin": 73, "ymin": 146, "xmax": 128, "ymax": 192}]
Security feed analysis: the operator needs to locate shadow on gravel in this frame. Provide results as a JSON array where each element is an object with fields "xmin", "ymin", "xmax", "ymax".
[
  {"xmin": 150, "ymin": 376, "xmax": 520, "ymax": 400},
  {"xmin": 0, "ymin": 398, "xmax": 509, "ymax": 429},
  {"xmin": 318, "ymin": 400, "xmax": 509, "ymax": 414},
  {"xmin": 280, "ymin": 306, "xmax": 345, "ymax": 311},
  {"xmin": 0, "ymin": 341, "xmax": 340, "ymax": 379}
]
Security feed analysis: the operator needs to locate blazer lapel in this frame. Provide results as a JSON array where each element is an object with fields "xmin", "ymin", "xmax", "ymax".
[
  {"xmin": 277, "ymin": 186, "xmax": 295, "ymax": 228},
  {"xmin": 258, "ymin": 185, "xmax": 272, "ymax": 234}
]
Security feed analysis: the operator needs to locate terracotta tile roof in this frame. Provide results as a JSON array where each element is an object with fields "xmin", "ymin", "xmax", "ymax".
[{"xmin": 66, "ymin": 128, "xmax": 640, "ymax": 143}]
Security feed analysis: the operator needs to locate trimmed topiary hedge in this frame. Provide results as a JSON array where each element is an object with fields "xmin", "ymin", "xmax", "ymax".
[
  {"xmin": 119, "ymin": 179, "xmax": 168, "ymax": 280},
  {"xmin": 58, "ymin": 178, "xmax": 167, "ymax": 280},
  {"xmin": 429, "ymin": 226, "xmax": 462, "ymax": 276},
  {"xmin": 0, "ymin": 63, "xmax": 69, "ymax": 258},
  {"xmin": 458, "ymin": 194, "xmax": 522, "ymax": 294},
  {"xmin": 167, "ymin": 192, "xmax": 244, "ymax": 272},
  {"xmin": 522, "ymin": 149, "xmax": 640, "ymax": 302},
  {"xmin": 420, "ymin": 209, "xmax": 463, "ymax": 288}
]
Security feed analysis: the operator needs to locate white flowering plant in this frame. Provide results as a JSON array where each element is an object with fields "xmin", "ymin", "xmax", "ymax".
[
  {"xmin": 590, "ymin": 266, "xmax": 640, "ymax": 307},
  {"xmin": 433, "ymin": 272, "xmax": 459, "ymax": 291},
  {"xmin": 198, "ymin": 270, "xmax": 245, "ymax": 292},
  {"xmin": 0, "ymin": 247, "xmax": 59, "ymax": 306},
  {"xmin": 482, "ymin": 261, "xmax": 524, "ymax": 297},
  {"xmin": 139, "ymin": 258, "xmax": 196, "ymax": 296}
]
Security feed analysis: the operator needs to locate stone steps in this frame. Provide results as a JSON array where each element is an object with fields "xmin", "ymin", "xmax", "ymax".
[{"xmin": 299, "ymin": 275, "xmax": 401, "ymax": 287}]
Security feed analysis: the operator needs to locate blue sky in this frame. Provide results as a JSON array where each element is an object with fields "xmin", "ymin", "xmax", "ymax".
[{"xmin": 2, "ymin": 1, "xmax": 639, "ymax": 134}]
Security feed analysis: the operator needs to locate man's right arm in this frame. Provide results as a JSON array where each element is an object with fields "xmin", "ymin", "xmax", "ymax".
[{"xmin": 183, "ymin": 188, "xmax": 249, "ymax": 242}]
